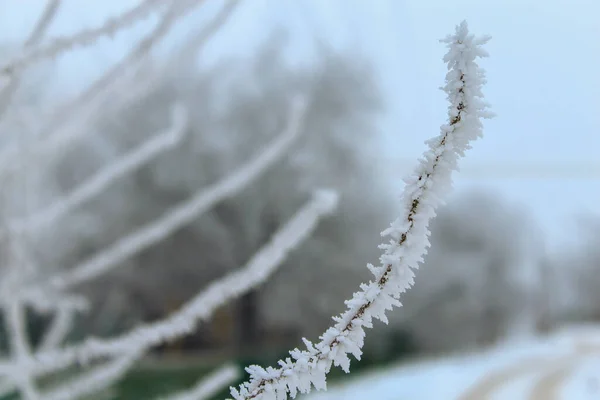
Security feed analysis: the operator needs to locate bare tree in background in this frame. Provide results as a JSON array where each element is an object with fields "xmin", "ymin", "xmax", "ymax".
[
  {"xmin": 0, "ymin": 1, "xmax": 341, "ymax": 398},
  {"xmin": 545, "ymin": 217, "xmax": 600, "ymax": 326},
  {"xmin": 50, "ymin": 33, "xmax": 393, "ymax": 350},
  {"xmin": 0, "ymin": 1, "xmax": 493, "ymax": 399},
  {"xmin": 398, "ymin": 191, "xmax": 540, "ymax": 353}
]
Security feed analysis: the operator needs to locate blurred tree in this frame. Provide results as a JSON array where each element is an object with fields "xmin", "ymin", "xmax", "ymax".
[
  {"xmin": 396, "ymin": 191, "xmax": 540, "ymax": 353},
  {"xmin": 548, "ymin": 216, "xmax": 600, "ymax": 325},
  {"xmin": 46, "ymin": 32, "xmax": 394, "ymax": 351}
]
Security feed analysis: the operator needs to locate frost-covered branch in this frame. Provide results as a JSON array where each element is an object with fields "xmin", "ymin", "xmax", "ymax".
[
  {"xmin": 0, "ymin": 0, "xmax": 60, "ymax": 120},
  {"xmin": 18, "ymin": 290, "xmax": 88, "ymax": 315},
  {"xmin": 0, "ymin": 188, "xmax": 338, "ymax": 378},
  {"xmin": 0, "ymin": 236, "xmax": 41, "ymax": 399},
  {"xmin": 159, "ymin": 364, "xmax": 240, "ymax": 400},
  {"xmin": 0, "ymin": 0, "xmax": 232, "ymax": 180},
  {"xmin": 38, "ymin": 307, "xmax": 74, "ymax": 351},
  {"xmin": 0, "ymin": 351, "xmax": 140, "ymax": 400},
  {"xmin": 5, "ymin": 302, "xmax": 39, "ymax": 399},
  {"xmin": 58, "ymin": 0, "xmax": 195, "ymax": 111},
  {"xmin": 11, "ymin": 103, "xmax": 188, "ymax": 234},
  {"xmin": 82, "ymin": 0, "xmax": 241, "ymax": 136},
  {"xmin": 36, "ymin": 97, "xmax": 307, "ymax": 291},
  {"xmin": 36, "ymin": 0, "xmax": 199, "ymax": 153},
  {"xmin": 42, "ymin": 0, "xmax": 237, "ymax": 155},
  {"xmin": 174, "ymin": 0, "xmax": 241, "ymax": 64},
  {"xmin": 24, "ymin": 0, "xmax": 62, "ymax": 47},
  {"xmin": 42, "ymin": 350, "xmax": 142, "ymax": 400},
  {"xmin": 229, "ymin": 21, "xmax": 493, "ymax": 400},
  {"xmin": 0, "ymin": 0, "xmax": 166, "ymax": 76}
]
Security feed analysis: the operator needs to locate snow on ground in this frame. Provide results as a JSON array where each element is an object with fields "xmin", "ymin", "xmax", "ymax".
[{"xmin": 306, "ymin": 325, "xmax": 600, "ymax": 400}]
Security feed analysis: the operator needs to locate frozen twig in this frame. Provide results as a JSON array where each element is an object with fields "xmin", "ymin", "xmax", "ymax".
[
  {"xmin": 43, "ymin": 350, "xmax": 142, "ymax": 400},
  {"xmin": 18, "ymin": 290, "xmax": 88, "ymax": 315},
  {"xmin": 173, "ymin": 0, "xmax": 241, "ymax": 64},
  {"xmin": 4, "ymin": 302, "xmax": 39, "ymax": 399},
  {"xmin": 159, "ymin": 364, "xmax": 240, "ymax": 400},
  {"xmin": 0, "ymin": 187, "xmax": 338, "ymax": 378},
  {"xmin": 40, "ymin": 97, "xmax": 307, "ymax": 291},
  {"xmin": 10, "ymin": 103, "xmax": 188, "ymax": 234},
  {"xmin": 0, "ymin": 0, "xmax": 61, "ymax": 120},
  {"xmin": 80, "ymin": 0, "xmax": 242, "ymax": 138},
  {"xmin": 24, "ymin": 0, "xmax": 62, "ymax": 47},
  {"xmin": 0, "ymin": 349, "xmax": 140, "ymax": 400},
  {"xmin": 229, "ymin": 21, "xmax": 493, "ymax": 400},
  {"xmin": 0, "ymin": 0, "xmax": 166, "ymax": 76},
  {"xmin": 39, "ymin": 307, "xmax": 75, "ymax": 352},
  {"xmin": 0, "ymin": 0, "xmax": 228, "ymax": 180},
  {"xmin": 38, "ymin": 0, "xmax": 202, "ymax": 149}
]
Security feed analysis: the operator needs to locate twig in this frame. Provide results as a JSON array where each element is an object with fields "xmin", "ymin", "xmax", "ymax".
[
  {"xmin": 44, "ymin": 97, "xmax": 307, "ymax": 290},
  {"xmin": 1, "ymin": 187, "xmax": 337, "ymax": 378},
  {"xmin": 159, "ymin": 364, "xmax": 240, "ymax": 400},
  {"xmin": 10, "ymin": 103, "xmax": 188, "ymax": 234},
  {"xmin": 229, "ymin": 21, "xmax": 493, "ymax": 400},
  {"xmin": 0, "ymin": 0, "xmax": 166, "ymax": 75}
]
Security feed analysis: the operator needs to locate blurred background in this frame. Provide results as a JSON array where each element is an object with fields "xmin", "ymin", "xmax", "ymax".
[{"xmin": 0, "ymin": 0, "xmax": 599, "ymax": 398}]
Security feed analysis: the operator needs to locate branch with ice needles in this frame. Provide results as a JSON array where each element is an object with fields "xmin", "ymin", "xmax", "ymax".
[
  {"xmin": 229, "ymin": 20, "xmax": 494, "ymax": 400},
  {"xmin": 0, "ymin": 187, "xmax": 338, "ymax": 379}
]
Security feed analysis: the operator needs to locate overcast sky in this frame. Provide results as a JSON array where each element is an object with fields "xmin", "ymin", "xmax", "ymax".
[{"xmin": 1, "ymin": 0, "xmax": 599, "ymax": 248}]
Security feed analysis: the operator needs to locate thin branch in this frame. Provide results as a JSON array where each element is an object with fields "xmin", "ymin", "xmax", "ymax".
[
  {"xmin": 3, "ymin": 187, "xmax": 338, "ymax": 379},
  {"xmin": 24, "ymin": 0, "xmax": 62, "ymax": 47},
  {"xmin": 159, "ymin": 364, "xmax": 241, "ymax": 400},
  {"xmin": 0, "ymin": 0, "xmax": 223, "ymax": 180},
  {"xmin": 0, "ymin": 0, "xmax": 61, "ymax": 122},
  {"xmin": 94, "ymin": 0, "xmax": 242, "ymax": 120},
  {"xmin": 44, "ymin": 97, "xmax": 307, "ymax": 291},
  {"xmin": 18, "ymin": 290, "xmax": 88, "ymax": 315},
  {"xmin": 229, "ymin": 21, "xmax": 494, "ymax": 400},
  {"xmin": 38, "ymin": 0, "xmax": 202, "ymax": 151},
  {"xmin": 0, "ymin": 299, "xmax": 84, "ymax": 397},
  {"xmin": 10, "ymin": 103, "xmax": 188, "ymax": 234},
  {"xmin": 0, "ymin": 306, "xmax": 75, "ymax": 399},
  {"xmin": 5, "ymin": 302, "xmax": 40, "ymax": 400},
  {"xmin": 173, "ymin": 0, "xmax": 241, "ymax": 64},
  {"xmin": 43, "ymin": 350, "xmax": 142, "ymax": 400},
  {"xmin": 38, "ymin": 307, "xmax": 74, "ymax": 352},
  {"xmin": 0, "ymin": 0, "xmax": 166, "ymax": 75},
  {"xmin": 0, "ymin": 334, "xmax": 138, "ymax": 400}
]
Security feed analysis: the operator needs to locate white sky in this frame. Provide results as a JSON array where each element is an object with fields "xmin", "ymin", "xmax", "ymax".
[{"xmin": 1, "ymin": 0, "xmax": 599, "ymax": 248}]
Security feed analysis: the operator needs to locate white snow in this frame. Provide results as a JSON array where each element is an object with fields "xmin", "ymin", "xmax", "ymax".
[{"xmin": 306, "ymin": 325, "xmax": 600, "ymax": 400}]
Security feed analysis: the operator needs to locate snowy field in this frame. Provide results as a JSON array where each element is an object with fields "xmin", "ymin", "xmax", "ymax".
[{"xmin": 306, "ymin": 325, "xmax": 600, "ymax": 400}]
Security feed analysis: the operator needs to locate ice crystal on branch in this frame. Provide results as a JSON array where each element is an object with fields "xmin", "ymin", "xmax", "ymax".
[{"xmin": 229, "ymin": 20, "xmax": 493, "ymax": 400}]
